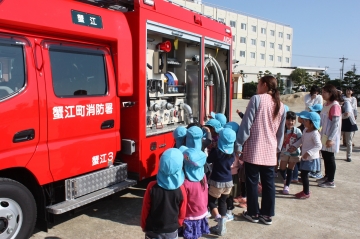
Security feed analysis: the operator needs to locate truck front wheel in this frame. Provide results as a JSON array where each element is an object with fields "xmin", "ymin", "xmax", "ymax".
[{"xmin": 0, "ymin": 178, "xmax": 37, "ymax": 239}]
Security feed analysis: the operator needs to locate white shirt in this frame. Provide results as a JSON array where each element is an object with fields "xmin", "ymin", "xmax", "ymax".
[
  {"xmin": 293, "ymin": 128, "xmax": 322, "ymax": 161},
  {"xmin": 304, "ymin": 94, "xmax": 323, "ymax": 111}
]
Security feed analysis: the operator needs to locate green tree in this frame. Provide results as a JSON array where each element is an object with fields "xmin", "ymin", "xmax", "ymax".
[
  {"xmin": 275, "ymin": 72, "xmax": 285, "ymax": 94},
  {"xmin": 289, "ymin": 68, "xmax": 307, "ymax": 92},
  {"xmin": 342, "ymin": 71, "xmax": 358, "ymax": 89},
  {"xmin": 242, "ymin": 81, "xmax": 257, "ymax": 99},
  {"xmin": 313, "ymin": 72, "xmax": 330, "ymax": 88}
]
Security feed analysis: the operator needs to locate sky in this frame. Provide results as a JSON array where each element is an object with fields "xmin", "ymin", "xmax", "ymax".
[{"xmin": 203, "ymin": 0, "xmax": 360, "ymax": 79}]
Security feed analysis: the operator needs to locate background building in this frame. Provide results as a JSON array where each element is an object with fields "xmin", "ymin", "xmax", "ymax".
[{"xmin": 172, "ymin": 0, "xmax": 324, "ymax": 98}]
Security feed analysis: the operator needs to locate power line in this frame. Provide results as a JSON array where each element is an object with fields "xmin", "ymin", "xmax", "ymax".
[{"xmin": 293, "ymin": 54, "xmax": 360, "ymax": 62}]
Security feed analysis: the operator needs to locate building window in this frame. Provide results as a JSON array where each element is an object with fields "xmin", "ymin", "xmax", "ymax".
[
  {"xmin": 260, "ymin": 53, "xmax": 265, "ymax": 60},
  {"xmin": 230, "ymin": 20, "xmax": 236, "ymax": 27},
  {"xmin": 218, "ymin": 18, "xmax": 225, "ymax": 23},
  {"xmin": 286, "ymin": 45, "xmax": 291, "ymax": 51},
  {"xmin": 251, "ymin": 39, "xmax": 256, "ymax": 45},
  {"xmin": 279, "ymin": 32, "xmax": 283, "ymax": 38},
  {"xmin": 270, "ymin": 42, "xmax": 274, "ymax": 48},
  {"xmin": 278, "ymin": 44, "xmax": 282, "ymax": 50},
  {"xmin": 286, "ymin": 57, "xmax": 290, "ymax": 63},
  {"xmin": 232, "ymin": 35, "xmax": 236, "ymax": 42},
  {"xmin": 261, "ymin": 41, "xmax": 265, "ymax": 47},
  {"xmin": 240, "ymin": 37, "xmax": 246, "ymax": 44},
  {"xmin": 261, "ymin": 28, "xmax": 266, "ymax": 34},
  {"xmin": 269, "ymin": 55, "xmax": 274, "ymax": 61},
  {"xmin": 241, "ymin": 23, "xmax": 246, "ymax": 30},
  {"xmin": 252, "ymin": 25, "xmax": 256, "ymax": 32},
  {"xmin": 270, "ymin": 30, "xmax": 275, "ymax": 36},
  {"xmin": 250, "ymin": 52, "xmax": 256, "ymax": 59},
  {"xmin": 278, "ymin": 56, "xmax": 282, "ymax": 62},
  {"xmin": 287, "ymin": 34, "xmax": 291, "ymax": 40},
  {"xmin": 240, "ymin": 51, "xmax": 246, "ymax": 57}
]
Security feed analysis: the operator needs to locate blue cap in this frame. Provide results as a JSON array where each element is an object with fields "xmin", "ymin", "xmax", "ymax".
[
  {"xmin": 178, "ymin": 145, "xmax": 188, "ymax": 153},
  {"xmin": 296, "ymin": 111, "xmax": 309, "ymax": 118},
  {"xmin": 211, "ymin": 112, "xmax": 227, "ymax": 126},
  {"xmin": 173, "ymin": 126, "xmax": 187, "ymax": 148},
  {"xmin": 204, "ymin": 119, "xmax": 223, "ymax": 133},
  {"xmin": 183, "ymin": 148, "xmax": 206, "ymax": 182},
  {"xmin": 224, "ymin": 121, "xmax": 239, "ymax": 133},
  {"xmin": 301, "ymin": 111, "xmax": 321, "ymax": 130},
  {"xmin": 309, "ymin": 104, "xmax": 323, "ymax": 112},
  {"xmin": 186, "ymin": 126, "xmax": 203, "ymax": 150},
  {"xmin": 157, "ymin": 148, "xmax": 185, "ymax": 190},
  {"xmin": 284, "ymin": 105, "xmax": 289, "ymax": 112},
  {"xmin": 218, "ymin": 128, "xmax": 236, "ymax": 154}
]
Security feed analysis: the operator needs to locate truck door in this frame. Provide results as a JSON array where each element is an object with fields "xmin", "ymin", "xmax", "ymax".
[
  {"xmin": 0, "ymin": 35, "xmax": 40, "ymax": 169},
  {"xmin": 42, "ymin": 42, "xmax": 118, "ymax": 181}
]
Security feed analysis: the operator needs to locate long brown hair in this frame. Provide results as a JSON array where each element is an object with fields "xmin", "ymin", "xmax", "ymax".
[
  {"xmin": 260, "ymin": 76, "xmax": 281, "ymax": 118},
  {"xmin": 322, "ymin": 84, "xmax": 342, "ymax": 102}
]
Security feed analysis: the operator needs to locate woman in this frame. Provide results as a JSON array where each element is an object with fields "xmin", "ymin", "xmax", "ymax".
[
  {"xmin": 304, "ymin": 85, "xmax": 323, "ymax": 111},
  {"xmin": 317, "ymin": 84, "xmax": 342, "ymax": 188},
  {"xmin": 236, "ymin": 76, "xmax": 286, "ymax": 225},
  {"xmin": 342, "ymin": 89, "xmax": 358, "ymax": 162}
]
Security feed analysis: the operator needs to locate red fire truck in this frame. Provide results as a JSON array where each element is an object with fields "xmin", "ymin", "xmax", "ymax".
[{"xmin": 0, "ymin": 0, "xmax": 232, "ymax": 237}]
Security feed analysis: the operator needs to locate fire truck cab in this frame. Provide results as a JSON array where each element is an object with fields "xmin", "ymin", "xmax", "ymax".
[{"xmin": 0, "ymin": 0, "xmax": 232, "ymax": 237}]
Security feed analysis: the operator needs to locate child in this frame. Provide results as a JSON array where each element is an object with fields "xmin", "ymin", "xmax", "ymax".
[
  {"xmin": 288, "ymin": 112, "xmax": 322, "ymax": 199},
  {"xmin": 279, "ymin": 111, "xmax": 302, "ymax": 194},
  {"xmin": 173, "ymin": 126, "xmax": 187, "ymax": 148},
  {"xmin": 141, "ymin": 148, "xmax": 187, "ymax": 238},
  {"xmin": 181, "ymin": 148, "xmax": 210, "ymax": 239},
  {"xmin": 223, "ymin": 122, "xmax": 242, "ymax": 220},
  {"xmin": 209, "ymin": 112, "xmax": 227, "ymax": 127},
  {"xmin": 186, "ymin": 126, "xmax": 203, "ymax": 150},
  {"xmin": 207, "ymin": 128, "xmax": 236, "ymax": 236},
  {"xmin": 308, "ymin": 104, "xmax": 324, "ymax": 178}
]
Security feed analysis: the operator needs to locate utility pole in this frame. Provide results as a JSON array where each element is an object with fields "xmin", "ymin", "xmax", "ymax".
[
  {"xmin": 352, "ymin": 64, "xmax": 356, "ymax": 73},
  {"xmin": 339, "ymin": 56, "xmax": 348, "ymax": 80}
]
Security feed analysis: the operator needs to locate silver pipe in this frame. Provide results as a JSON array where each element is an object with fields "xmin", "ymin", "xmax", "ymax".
[{"xmin": 180, "ymin": 103, "xmax": 194, "ymax": 124}]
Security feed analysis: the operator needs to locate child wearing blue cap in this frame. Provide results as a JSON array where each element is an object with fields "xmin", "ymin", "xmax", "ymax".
[
  {"xmin": 186, "ymin": 126, "xmax": 203, "ymax": 150},
  {"xmin": 173, "ymin": 126, "xmax": 187, "ymax": 148},
  {"xmin": 204, "ymin": 119, "xmax": 223, "ymax": 151},
  {"xmin": 181, "ymin": 148, "xmax": 210, "ymax": 239},
  {"xmin": 288, "ymin": 112, "xmax": 322, "ymax": 199},
  {"xmin": 206, "ymin": 128, "xmax": 236, "ymax": 236},
  {"xmin": 223, "ymin": 122, "xmax": 245, "ymax": 218},
  {"xmin": 308, "ymin": 104, "xmax": 324, "ymax": 179},
  {"xmin": 209, "ymin": 112, "xmax": 227, "ymax": 127},
  {"xmin": 141, "ymin": 148, "xmax": 187, "ymax": 238}
]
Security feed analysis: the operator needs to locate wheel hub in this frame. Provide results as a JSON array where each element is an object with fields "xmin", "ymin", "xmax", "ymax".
[{"xmin": 0, "ymin": 199, "xmax": 22, "ymax": 239}]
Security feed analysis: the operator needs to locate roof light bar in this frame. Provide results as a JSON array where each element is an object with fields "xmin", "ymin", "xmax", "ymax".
[{"xmin": 225, "ymin": 29, "xmax": 231, "ymax": 34}]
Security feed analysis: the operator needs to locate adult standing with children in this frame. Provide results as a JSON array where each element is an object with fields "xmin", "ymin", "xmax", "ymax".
[
  {"xmin": 236, "ymin": 76, "xmax": 286, "ymax": 225},
  {"xmin": 304, "ymin": 85, "xmax": 323, "ymax": 111},
  {"xmin": 317, "ymin": 84, "xmax": 342, "ymax": 188}
]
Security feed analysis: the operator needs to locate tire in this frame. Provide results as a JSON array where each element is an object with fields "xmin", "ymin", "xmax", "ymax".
[{"xmin": 0, "ymin": 178, "xmax": 37, "ymax": 239}]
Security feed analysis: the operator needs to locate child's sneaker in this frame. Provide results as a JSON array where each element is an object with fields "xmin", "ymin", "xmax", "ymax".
[
  {"xmin": 295, "ymin": 191, "xmax": 310, "ymax": 199},
  {"xmin": 242, "ymin": 211, "xmax": 259, "ymax": 223},
  {"xmin": 282, "ymin": 186, "xmax": 290, "ymax": 195},
  {"xmin": 308, "ymin": 172, "xmax": 317, "ymax": 178},
  {"xmin": 210, "ymin": 218, "xmax": 227, "ymax": 236},
  {"xmin": 318, "ymin": 181, "xmax": 336, "ymax": 188},
  {"xmin": 225, "ymin": 213, "xmax": 234, "ymax": 222},
  {"xmin": 259, "ymin": 215, "xmax": 272, "ymax": 225},
  {"xmin": 313, "ymin": 172, "xmax": 323, "ymax": 179}
]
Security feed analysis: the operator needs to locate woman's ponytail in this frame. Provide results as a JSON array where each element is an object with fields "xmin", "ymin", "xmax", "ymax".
[{"xmin": 261, "ymin": 76, "xmax": 281, "ymax": 118}]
